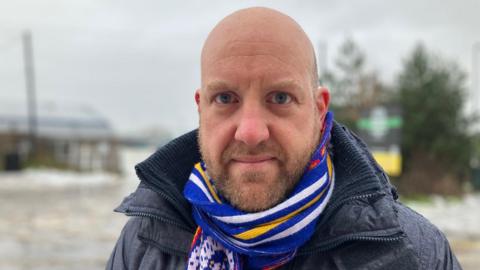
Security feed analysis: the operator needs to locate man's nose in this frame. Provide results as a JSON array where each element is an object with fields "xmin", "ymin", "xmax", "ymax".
[{"xmin": 234, "ymin": 105, "xmax": 270, "ymax": 147}]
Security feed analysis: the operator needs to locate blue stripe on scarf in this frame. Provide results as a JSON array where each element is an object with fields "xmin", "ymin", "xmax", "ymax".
[{"xmin": 210, "ymin": 172, "xmax": 331, "ymax": 237}]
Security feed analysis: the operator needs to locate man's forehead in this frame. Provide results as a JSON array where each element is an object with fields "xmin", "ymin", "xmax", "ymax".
[
  {"xmin": 201, "ymin": 8, "xmax": 314, "ymax": 68},
  {"xmin": 203, "ymin": 39, "xmax": 298, "ymax": 65}
]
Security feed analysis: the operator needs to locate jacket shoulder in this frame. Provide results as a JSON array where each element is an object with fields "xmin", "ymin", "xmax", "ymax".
[
  {"xmin": 395, "ymin": 202, "xmax": 462, "ymax": 270},
  {"xmin": 106, "ymin": 216, "xmax": 190, "ymax": 270}
]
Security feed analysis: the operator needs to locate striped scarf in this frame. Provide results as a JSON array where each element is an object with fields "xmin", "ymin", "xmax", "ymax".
[{"xmin": 184, "ymin": 112, "xmax": 334, "ymax": 270}]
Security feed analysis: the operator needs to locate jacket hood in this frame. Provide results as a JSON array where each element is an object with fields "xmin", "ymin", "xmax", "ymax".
[{"xmin": 116, "ymin": 129, "xmax": 200, "ymax": 231}]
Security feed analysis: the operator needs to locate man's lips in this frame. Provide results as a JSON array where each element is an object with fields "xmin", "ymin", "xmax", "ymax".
[{"xmin": 231, "ymin": 155, "xmax": 275, "ymax": 163}]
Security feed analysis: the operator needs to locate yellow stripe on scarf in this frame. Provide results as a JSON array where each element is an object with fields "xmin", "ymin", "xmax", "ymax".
[
  {"xmin": 233, "ymin": 189, "xmax": 326, "ymax": 240},
  {"xmin": 195, "ymin": 163, "xmax": 222, "ymax": 204},
  {"xmin": 327, "ymin": 154, "xmax": 333, "ymax": 177},
  {"xmin": 234, "ymin": 156, "xmax": 333, "ymax": 241}
]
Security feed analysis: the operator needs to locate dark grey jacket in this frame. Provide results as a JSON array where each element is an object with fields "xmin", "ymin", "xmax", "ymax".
[{"xmin": 107, "ymin": 123, "xmax": 462, "ymax": 270}]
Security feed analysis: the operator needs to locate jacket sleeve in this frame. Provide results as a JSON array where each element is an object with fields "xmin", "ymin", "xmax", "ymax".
[
  {"xmin": 106, "ymin": 217, "xmax": 145, "ymax": 270},
  {"xmin": 396, "ymin": 203, "xmax": 462, "ymax": 270},
  {"xmin": 422, "ymin": 225, "xmax": 462, "ymax": 270}
]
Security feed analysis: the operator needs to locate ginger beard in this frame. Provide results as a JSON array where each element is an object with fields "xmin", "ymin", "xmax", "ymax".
[{"xmin": 198, "ymin": 110, "xmax": 322, "ymax": 213}]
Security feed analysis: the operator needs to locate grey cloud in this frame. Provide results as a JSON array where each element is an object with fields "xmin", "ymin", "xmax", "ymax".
[{"xmin": 0, "ymin": 0, "xmax": 479, "ymax": 136}]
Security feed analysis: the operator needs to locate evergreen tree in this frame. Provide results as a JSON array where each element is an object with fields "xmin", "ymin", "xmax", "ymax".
[
  {"xmin": 397, "ymin": 44, "xmax": 472, "ymax": 194},
  {"xmin": 321, "ymin": 38, "xmax": 390, "ymax": 132}
]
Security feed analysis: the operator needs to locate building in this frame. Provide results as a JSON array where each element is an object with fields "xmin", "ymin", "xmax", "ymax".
[{"xmin": 0, "ymin": 101, "xmax": 119, "ymax": 173}]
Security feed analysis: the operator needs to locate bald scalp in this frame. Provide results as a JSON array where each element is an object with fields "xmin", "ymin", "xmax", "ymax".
[{"xmin": 201, "ymin": 7, "xmax": 318, "ymax": 89}]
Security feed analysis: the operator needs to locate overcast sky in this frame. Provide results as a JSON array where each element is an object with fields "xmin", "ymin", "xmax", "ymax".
[{"xmin": 1, "ymin": 0, "xmax": 479, "ymax": 136}]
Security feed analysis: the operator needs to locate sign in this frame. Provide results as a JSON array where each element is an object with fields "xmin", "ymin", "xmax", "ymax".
[{"xmin": 357, "ymin": 106, "xmax": 403, "ymax": 177}]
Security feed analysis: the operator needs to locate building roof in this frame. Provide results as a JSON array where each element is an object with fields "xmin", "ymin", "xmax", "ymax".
[{"xmin": 0, "ymin": 101, "xmax": 114, "ymax": 140}]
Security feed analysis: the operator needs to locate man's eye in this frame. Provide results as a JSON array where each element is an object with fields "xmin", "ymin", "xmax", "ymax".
[
  {"xmin": 214, "ymin": 93, "xmax": 237, "ymax": 104},
  {"xmin": 268, "ymin": 92, "xmax": 292, "ymax": 104}
]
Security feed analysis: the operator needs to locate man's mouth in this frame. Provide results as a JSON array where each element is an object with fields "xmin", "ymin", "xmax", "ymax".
[
  {"xmin": 229, "ymin": 156, "xmax": 277, "ymax": 172},
  {"xmin": 232, "ymin": 155, "xmax": 275, "ymax": 163}
]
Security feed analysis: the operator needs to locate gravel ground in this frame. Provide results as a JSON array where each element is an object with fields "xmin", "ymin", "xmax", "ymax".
[{"xmin": 0, "ymin": 146, "xmax": 146, "ymax": 270}]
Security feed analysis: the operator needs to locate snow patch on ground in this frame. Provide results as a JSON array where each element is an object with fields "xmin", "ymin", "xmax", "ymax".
[
  {"xmin": 0, "ymin": 146, "xmax": 155, "ymax": 191},
  {"xmin": 406, "ymin": 194, "xmax": 480, "ymax": 239},
  {"xmin": 0, "ymin": 169, "xmax": 119, "ymax": 190}
]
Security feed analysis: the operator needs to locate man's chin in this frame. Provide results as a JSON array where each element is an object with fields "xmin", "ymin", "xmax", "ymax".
[
  {"xmin": 222, "ymin": 179, "xmax": 285, "ymax": 212},
  {"xmin": 232, "ymin": 195, "xmax": 283, "ymax": 213}
]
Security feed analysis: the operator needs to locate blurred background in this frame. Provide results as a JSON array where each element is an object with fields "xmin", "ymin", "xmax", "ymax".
[{"xmin": 1, "ymin": 0, "xmax": 479, "ymax": 269}]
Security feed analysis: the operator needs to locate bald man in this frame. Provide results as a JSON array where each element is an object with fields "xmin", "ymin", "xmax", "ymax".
[{"xmin": 107, "ymin": 7, "xmax": 461, "ymax": 270}]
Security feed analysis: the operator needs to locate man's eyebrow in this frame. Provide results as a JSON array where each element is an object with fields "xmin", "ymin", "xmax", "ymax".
[
  {"xmin": 268, "ymin": 80, "xmax": 302, "ymax": 91},
  {"xmin": 204, "ymin": 80, "xmax": 236, "ymax": 93},
  {"xmin": 204, "ymin": 80, "xmax": 302, "ymax": 93}
]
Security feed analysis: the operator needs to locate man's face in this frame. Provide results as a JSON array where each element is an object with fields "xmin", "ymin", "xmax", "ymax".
[{"xmin": 197, "ymin": 40, "xmax": 327, "ymax": 212}]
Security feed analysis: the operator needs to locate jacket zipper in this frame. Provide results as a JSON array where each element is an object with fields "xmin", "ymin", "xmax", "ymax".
[
  {"xmin": 298, "ymin": 233, "xmax": 405, "ymax": 256},
  {"xmin": 124, "ymin": 210, "xmax": 195, "ymax": 233},
  {"xmin": 286, "ymin": 233, "xmax": 405, "ymax": 270},
  {"xmin": 317, "ymin": 192, "xmax": 382, "ymax": 227},
  {"xmin": 298, "ymin": 192, "xmax": 404, "ymax": 255},
  {"xmin": 140, "ymin": 173, "xmax": 197, "ymax": 230},
  {"xmin": 125, "ymin": 211, "xmax": 194, "ymax": 257},
  {"xmin": 327, "ymin": 192, "xmax": 381, "ymax": 213}
]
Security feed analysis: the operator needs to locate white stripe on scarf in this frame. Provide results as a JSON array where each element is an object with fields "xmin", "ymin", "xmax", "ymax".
[
  {"xmin": 226, "ymin": 170, "xmax": 334, "ymax": 247},
  {"xmin": 212, "ymin": 171, "xmax": 330, "ymax": 224},
  {"xmin": 189, "ymin": 173, "xmax": 215, "ymax": 203}
]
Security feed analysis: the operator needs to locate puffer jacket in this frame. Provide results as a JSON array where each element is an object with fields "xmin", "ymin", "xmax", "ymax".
[{"xmin": 106, "ymin": 122, "xmax": 462, "ymax": 270}]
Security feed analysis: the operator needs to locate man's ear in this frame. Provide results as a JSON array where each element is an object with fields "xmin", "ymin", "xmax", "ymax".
[
  {"xmin": 315, "ymin": 86, "xmax": 330, "ymax": 119},
  {"xmin": 195, "ymin": 89, "xmax": 201, "ymax": 113}
]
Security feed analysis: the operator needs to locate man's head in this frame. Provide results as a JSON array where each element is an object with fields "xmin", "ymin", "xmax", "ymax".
[{"xmin": 196, "ymin": 7, "xmax": 330, "ymax": 212}]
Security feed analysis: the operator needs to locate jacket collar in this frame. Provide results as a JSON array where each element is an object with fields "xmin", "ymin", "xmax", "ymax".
[
  {"xmin": 119, "ymin": 122, "xmax": 402, "ymax": 251},
  {"xmin": 299, "ymin": 122, "xmax": 402, "ymax": 253}
]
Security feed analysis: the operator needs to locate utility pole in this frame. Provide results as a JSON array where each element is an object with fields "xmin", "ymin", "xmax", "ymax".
[{"xmin": 22, "ymin": 30, "xmax": 38, "ymax": 160}]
